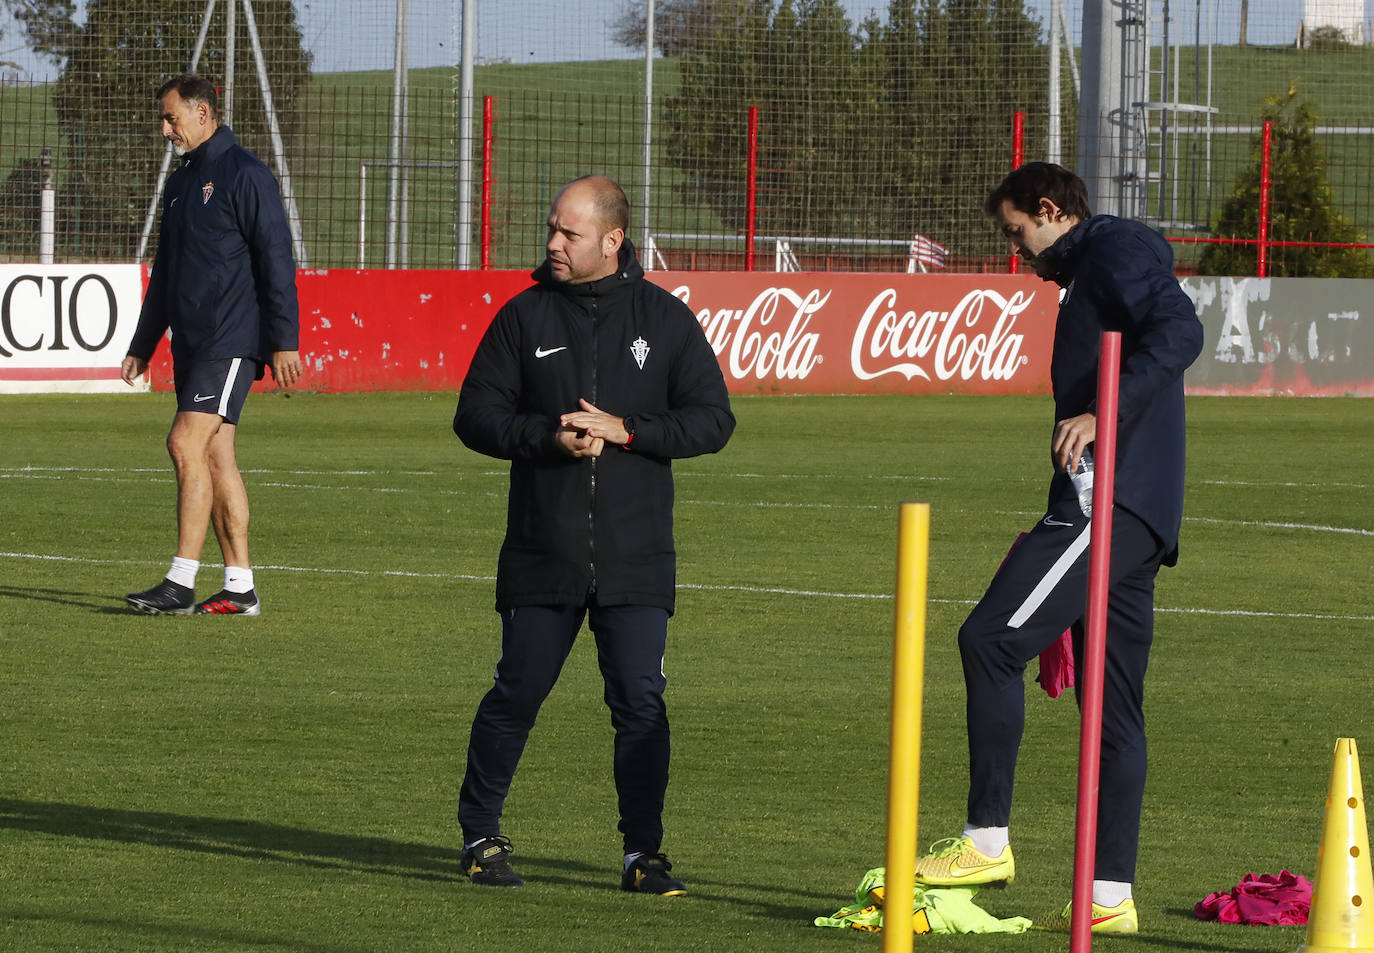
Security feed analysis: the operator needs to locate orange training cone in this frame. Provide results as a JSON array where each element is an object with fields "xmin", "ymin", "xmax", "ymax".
[{"xmin": 1296, "ymin": 738, "xmax": 1374, "ymax": 953}]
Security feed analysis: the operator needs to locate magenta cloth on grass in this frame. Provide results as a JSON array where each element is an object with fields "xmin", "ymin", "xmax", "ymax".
[
  {"xmin": 1001, "ymin": 533, "xmax": 1075, "ymax": 699},
  {"xmin": 1194, "ymin": 870, "xmax": 1313, "ymax": 925}
]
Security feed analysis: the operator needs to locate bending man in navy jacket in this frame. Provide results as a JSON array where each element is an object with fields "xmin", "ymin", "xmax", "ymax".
[
  {"xmin": 453, "ymin": 176, "xmax": 734, "ymax": 894},
  {"xmin": 912, "ymin": 163, "xmax": 1203, "ymax": 933},
  {"xmin": 122, "ymin": 73, "xmax": 301, "ymax": 616}
]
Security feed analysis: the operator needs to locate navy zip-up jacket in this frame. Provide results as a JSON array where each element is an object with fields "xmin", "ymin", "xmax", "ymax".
[
  {"xmin": 129, "ymin": 126, "xmax": 299, "ymax": 369},
  {"xmin": 1037, "ymin": 215, "xmax": 1204, "ymax": 563},
  {"xmin": 454, "ymin": 241, "xmax": 735, "ymax": 613}
]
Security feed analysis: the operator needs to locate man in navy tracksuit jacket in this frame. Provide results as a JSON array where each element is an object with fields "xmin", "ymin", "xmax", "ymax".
[
  {"xmin": 452, "ymin": 176, "xmax": 734, "ymax": 894},
  {"xmin": 912, "ymin": 163, "xmax": 1203, "ymax": 933},
  {"xmin": 122, "ymin": 73, "xmax": 301, "ymax": 617}
]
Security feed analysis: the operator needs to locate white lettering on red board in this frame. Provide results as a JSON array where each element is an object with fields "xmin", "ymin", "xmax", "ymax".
[
  {"xmin": 851, "ymin": 288, "xmax": 1033, "ymax": 382},
  {"xmin": 673, "ymin": 285, "xmax": 824, "ymax": 380},
  {"xmin": 672, "ymin": 281, "xmax": 1035, "ymax": 384}
]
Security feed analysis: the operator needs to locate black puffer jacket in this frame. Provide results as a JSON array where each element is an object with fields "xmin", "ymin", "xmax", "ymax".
[
  {"xmin": 1036, "ymin": 215, "xmax": 1204, "ymax": 562},
  {"xmin": 454, "ymin": 241, "xmax": 735, "ymax": 613},
  {"xmin": 130, "ymin": 126, "xmax": 299, "ymax": 368}
]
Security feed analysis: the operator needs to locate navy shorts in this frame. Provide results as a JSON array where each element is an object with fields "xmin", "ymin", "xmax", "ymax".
[{"xmin": 174, "ymin": 358, "xmax": 256, "ymax": 424}]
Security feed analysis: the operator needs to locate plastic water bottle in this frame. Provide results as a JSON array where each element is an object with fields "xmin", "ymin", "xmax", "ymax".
[{"xmin": 1069, "ymin": 448, "xmax": 1094, "ymax": 517}]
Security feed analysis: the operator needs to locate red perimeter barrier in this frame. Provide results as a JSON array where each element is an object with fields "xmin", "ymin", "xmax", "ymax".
[{"xmin": 145, "ymin": 269, "xmax": 1059, "ymax": 395}]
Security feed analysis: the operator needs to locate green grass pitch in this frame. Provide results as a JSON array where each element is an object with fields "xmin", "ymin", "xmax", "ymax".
[{"xmin": 2, "ymin": 391, "xmax": 1371, "ymax": 952}]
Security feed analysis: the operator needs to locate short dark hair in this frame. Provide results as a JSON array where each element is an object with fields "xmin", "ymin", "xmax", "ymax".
[
  {"xmin": 984, "ymin": 161, "xmax": 1092, "ymax": 220},
  {"xmin": 157, "ymin": 73, "xmax": 219, "ymax": 117}
]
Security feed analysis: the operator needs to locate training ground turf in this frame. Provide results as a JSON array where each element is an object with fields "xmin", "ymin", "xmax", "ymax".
[{"xmin": 2, "ymin": 391, "xmax": 1371, "ymax": 952}]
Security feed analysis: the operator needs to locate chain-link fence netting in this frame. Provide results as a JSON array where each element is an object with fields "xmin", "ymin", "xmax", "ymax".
[{"xmin": 1, "ymin": 0, "xmax": 1371, "ymax": 274}]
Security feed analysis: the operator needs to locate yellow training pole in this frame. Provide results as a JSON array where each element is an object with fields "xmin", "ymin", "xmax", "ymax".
[{"xmin": 883, "ymin": 502, "xmax": 930, "ymax": 953}]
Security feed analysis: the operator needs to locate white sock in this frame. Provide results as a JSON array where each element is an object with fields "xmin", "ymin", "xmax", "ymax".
[
  {"xmin": 623, "ymin": 851, "xmax": 644, "ymax": 871},
  {"xmin": 1092, "ymin": 879, "xmax": 1132, "ymax": 907},
  {"xmin": 167, "ymin": 557, "xmax": 199, "ymax": 589},
  {"xmin": 962, "ymin": 824, "xmax": 1009, "ymax": 857},
  {"xmin": 224, "ymin": 566, "xmax": 254, "ymax": 594}
]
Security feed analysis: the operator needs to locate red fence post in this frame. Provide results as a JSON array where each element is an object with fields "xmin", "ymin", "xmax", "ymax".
[
  {"xmin": 1009, "ymin": 110, "xmax": 1025, "ymax": 274},
  {"xmin": 1257, "ymin": 119, "xmax": 1272, "ymax": 278},
  {"xmin": 480, "ymin": 95, "xmax": 495, "ymax": 271},
  {"xmin": 745, "ymin": 105, "xmax": 759, "ymax": 272},
  {"xmin": 1070, "ymin": 330, "xmax": 1123, "ymax": 953}
]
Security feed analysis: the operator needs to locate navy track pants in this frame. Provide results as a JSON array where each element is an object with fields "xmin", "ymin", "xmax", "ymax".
[
  {"xmin": 959, "ymin": 503, "xmax": 1166, "ymax": 883},
  {"xmin": 457, "ymin": 604, "xmax": 670, "ymax": 854}
]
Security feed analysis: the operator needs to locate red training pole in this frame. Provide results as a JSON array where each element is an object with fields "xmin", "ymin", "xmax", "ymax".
[
  {"xmin": 745, "ymin": 105, "xmax": 758, "ymax": 272},
  {"xmin": 480, "ymin": 95, "xmax": 495, "ymax": 271},
  {"xmin": 1009, "ymin": 111, "xmax": 1025, "ymax": 274},
  {"xmin": 1070, "ymin": 330, "xmax": 1122, "ymax": 953},
  {"xmin": 1257, "ymin": 119, "xmax": 1272, "ymax": 278}
]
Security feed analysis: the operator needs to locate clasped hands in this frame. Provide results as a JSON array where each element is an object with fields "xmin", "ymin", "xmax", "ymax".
[{"xmin": 556, "ymin": 398, "xmax": 629, "ymax": 458}]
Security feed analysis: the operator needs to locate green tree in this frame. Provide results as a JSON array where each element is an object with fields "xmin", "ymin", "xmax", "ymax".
[
  {"xmin": 664, "ymin": 0, "xmax": 1046, "ymax": 259},
  {"xmin": 4, "ymin": 0, "xmax": 309, "ymax": 260},
  {"xmin": 612, "ymin": 0, "xmax": 723, "ymax": 57},
  {"xmin": 1199, "ymin": 86, "xmax": 1374, "ymax": 278}
]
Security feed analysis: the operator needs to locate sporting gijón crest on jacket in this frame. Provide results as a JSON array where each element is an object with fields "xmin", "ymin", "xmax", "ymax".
[
  {"xmin": 454, "ymin": 240, "xmax": 736, "ymax": 614},
  {"xmin": 129, "ymin": 126, "xmax": 299, "ymax": 369}
]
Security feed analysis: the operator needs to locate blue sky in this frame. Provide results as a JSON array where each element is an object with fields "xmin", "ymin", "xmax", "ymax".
[{"xmin": 4, "ymin": 1, "xmax": 1369, "ymax": 76}]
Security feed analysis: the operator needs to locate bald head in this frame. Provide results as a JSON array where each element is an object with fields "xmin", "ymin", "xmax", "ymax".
[
  {"xmin": 555, "ymin": 175, "xmax": 630, "ymax": 236},
  {"xmin": 545, "ymin": 176, "xmax": 629, "ymax": 284}
]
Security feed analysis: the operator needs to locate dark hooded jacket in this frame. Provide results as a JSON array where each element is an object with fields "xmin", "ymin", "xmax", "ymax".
[
  {"xmin": 1036, "ymin": 214, "xmax": 1204, "ymax": 563},
  {"xmin": 129, "ymin": 126, "xmax": 299, "ymax": 370},
  {"xmin": 454, "ymin": 240, "xmax": 735, "ymax": 613}
]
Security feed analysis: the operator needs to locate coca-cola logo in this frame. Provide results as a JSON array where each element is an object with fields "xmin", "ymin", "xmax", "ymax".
[
  {"xmin": 668, "ymin": 279, "xmax": 1043, "ymax": 387},
  {"xmin": 674, "ymin": 285, "xmax": 824, "ymax": 380},
  {"xmin": 852, "ymin": 288, "xmax": 1032, "ymax": 382}
]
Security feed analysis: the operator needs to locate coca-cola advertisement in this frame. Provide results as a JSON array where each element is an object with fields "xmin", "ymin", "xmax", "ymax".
[
  {"xmin": 32, "ymin": 265, "xmax": 1364, "ymax": 397},
  {"xmin": 651, "ymin": 273, "xmax": 1055, "ymax": 395}
]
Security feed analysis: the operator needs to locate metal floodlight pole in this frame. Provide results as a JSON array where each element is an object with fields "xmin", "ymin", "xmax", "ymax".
[
  {"xmin": 1048, "ymin": 0, "xmax": 1061, "ymax": 164},
  {"xmin": 224, "ymin": 0, "xmax": 235, "ymax": 127},
  {"xmin": 136, "ymin": 0, "xmax": 217, "ymax": 261},
  {"xmin": 1077, "ymin": 0, "xmax": 1124, "ymax": 216},
  {"xmin": 39, "ymin": 146, "xmax": 55, "ymax": 264},
  {"xmin": 240, "ymin": 0, "xmax": 308, "ymax": 265},
  {"xmin": 456, "ymin": 0, "xmax": 476, "ymax": 269},
  {"xmin": 387, "ymin": 0, "xmax": 409, "ymax": 269},
  {"xmin": 642, "ymin": 0, "xmax": 655, "ymax": 254},
  {"xmin": 1069, "ymin": 330, "xmax": 1123, "ymax": 953}
]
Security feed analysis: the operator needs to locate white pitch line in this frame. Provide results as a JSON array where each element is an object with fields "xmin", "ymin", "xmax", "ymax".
[
  {"xmin": 1186, "ymin": 516, "xmax": 1374, "ymax": 537},
  {"xmin": 5, "ymin": 466, "xmax": 1370, "ymax": 533},
  {"xmin": 7, "ymin": 465, "xmax": 1374, "ymax": 492},
  {"xmin": 0, "ymin": 465, "xmax": 441, "ymax": 477},
  {"xmin": 1200, "ymin": 478, "xmax": 1372, "ymax": 490},
  {"xmin": 3, "ymin": 551, "xmax": 1370, "ymax": 622}
]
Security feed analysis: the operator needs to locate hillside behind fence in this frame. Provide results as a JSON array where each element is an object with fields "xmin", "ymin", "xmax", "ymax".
[{"xmin": 2, "ymin": 0, "xmax": 1372, "ymax": 275}]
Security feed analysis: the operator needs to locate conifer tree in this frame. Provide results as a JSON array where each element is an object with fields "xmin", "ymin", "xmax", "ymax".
[
  {"xmin": 5, "ymin": 0, "xmax": 309, "ymax": 259},
  {"xmin": 1200, "ymin": 86, "xmax": 1374, "ymax": 278}
]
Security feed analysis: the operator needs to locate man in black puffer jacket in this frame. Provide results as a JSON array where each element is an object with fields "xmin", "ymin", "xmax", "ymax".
[{"xmin": 453, "ymin": 176, "xmax": 734, "ymax": 895}]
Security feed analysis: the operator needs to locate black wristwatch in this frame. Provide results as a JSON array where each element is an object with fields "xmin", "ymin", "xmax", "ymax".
[{"xmin": 622, "ymin": 415, "xmax": 636, "ymax": 449}]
